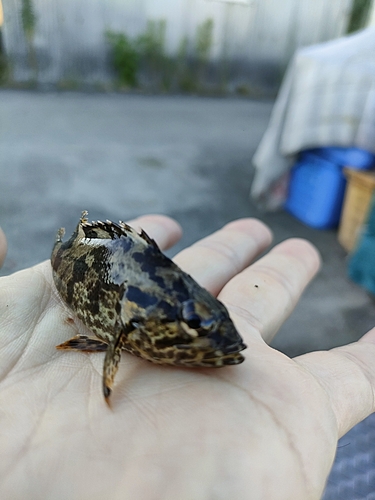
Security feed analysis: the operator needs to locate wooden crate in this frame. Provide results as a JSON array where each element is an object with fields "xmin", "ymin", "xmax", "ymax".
[{"xmin": 338, "ymin": 168, "xmax": 375, "ymax": 252}]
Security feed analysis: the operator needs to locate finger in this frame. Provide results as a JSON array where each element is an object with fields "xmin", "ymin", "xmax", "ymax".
[
  {"xmin": 0, "ymin": 228, "xmax": 6, "ymax": 269},
  {"xmin": 126, "ymin": 215, "xmax": 182, "ymax": 251},
  {"xmin": 295, "ymin": 329, "xmax": 375, "ymax": 438},
  {"xmin": 174, "ymin": 218, "xmax": 272, "ymax": 296},
  {"xmin": 219, "ymin": 238, "xmax": 320, "ymax": 344}
]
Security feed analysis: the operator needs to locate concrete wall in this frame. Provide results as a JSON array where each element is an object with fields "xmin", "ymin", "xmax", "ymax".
[{"xmin": 2, "ymin": 0, "xmax": 353, "ymax": 89}]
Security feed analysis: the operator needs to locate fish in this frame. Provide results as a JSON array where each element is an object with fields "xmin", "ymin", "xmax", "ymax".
[{"xmin": 51, "ymin": 211, "xmax": 246, "ymax": 402}]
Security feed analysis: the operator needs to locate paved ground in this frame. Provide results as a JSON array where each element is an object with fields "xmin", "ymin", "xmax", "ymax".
[{"xmin": 1, "ymin": 90, "xmax": 375, "ymax": 358}]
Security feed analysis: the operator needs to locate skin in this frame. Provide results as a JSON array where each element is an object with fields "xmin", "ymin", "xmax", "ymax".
[{"xmin": 0, "ymin": 215, "xmax": 374, "ymax": 500}]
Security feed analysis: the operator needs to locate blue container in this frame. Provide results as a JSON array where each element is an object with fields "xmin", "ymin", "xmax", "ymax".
[
  {"xmin": 311, "ymin": 147, "xmax": 375, "ymax": 170},
  {"xmin": 285, "ymin": 152, "xmax": 346, "ymax": 228},
  {"xmin": 285, "ymin": 147, "xmax": 375, "ymax": 229}
]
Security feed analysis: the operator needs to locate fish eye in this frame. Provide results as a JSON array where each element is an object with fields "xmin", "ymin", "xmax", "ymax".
[
  {"xmin": 180, "ymin": 299, "xmax": 216, "ymax": 331},
  {"xmin": 180, "ymin": 299, "xmax": 202, "ymax": 329},
  {"xmin": 185, "ymin": 314, "xmax": 201, "ymax": 329}
]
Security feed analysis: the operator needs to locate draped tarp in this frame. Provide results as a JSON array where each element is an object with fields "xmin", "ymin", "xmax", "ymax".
[{"xmin": 251, "ymin": 27, "xmax": 375, "ymax": 210}]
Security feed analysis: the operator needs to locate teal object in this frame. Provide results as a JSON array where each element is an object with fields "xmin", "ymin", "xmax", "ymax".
[{"xmin": 348, "ymin": 194, "xmax": 375, "ymax": 295}]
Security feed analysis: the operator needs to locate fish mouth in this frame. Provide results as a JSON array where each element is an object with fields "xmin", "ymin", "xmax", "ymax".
[
  {"xmin": 187, "ymin": 337, "xmax": 247, "ymax": 356},
  {"xmin": 193, "ymin": 341, "xmax": 247, "ymax": 366},
  {"xmin": 221, "ymin": 341, "xmax": 247, "ymax": 355},
  {"xmin": 201, "ymin": 351, "xmax": 246, "ymax": 366}
]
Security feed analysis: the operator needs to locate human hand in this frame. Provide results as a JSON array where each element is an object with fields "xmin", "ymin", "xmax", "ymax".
[{"xmin": 0, "ymin": 216, "xmax": 374, "ymax": 500}]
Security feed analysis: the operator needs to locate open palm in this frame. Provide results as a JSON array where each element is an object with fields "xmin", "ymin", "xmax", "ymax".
[{"xmin": 0, "ymin": 216, "xmax": 374, "ymax": 500}]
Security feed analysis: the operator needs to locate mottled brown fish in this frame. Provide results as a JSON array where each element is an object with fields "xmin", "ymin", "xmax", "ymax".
[{"xmin": 51, "ymin": 211, "xmax": 246, "ymax": 402}]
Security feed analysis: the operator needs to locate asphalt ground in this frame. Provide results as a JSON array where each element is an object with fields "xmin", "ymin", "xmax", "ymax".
[{"xmin": 1, "ymin": 90, "xmax": 374, "ymax": 358}]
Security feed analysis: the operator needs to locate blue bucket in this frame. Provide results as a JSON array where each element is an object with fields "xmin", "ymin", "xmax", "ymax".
[{"xmin": 285, "ymin": 148, "xmax": 375, "ymax": 229}]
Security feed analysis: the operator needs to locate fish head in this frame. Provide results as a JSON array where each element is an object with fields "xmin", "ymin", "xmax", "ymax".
[{"xmin": 126, "ymin": 296, "xmax": 247, "ymax": 367}]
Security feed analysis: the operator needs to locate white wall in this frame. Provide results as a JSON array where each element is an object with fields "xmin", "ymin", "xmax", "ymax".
[{"xmin": 2, "ymin": 0, "xmax": 354, "ymax": 85}]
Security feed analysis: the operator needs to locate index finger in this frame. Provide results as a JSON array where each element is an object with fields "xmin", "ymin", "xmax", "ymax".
[
  {"xmin": 174, "ymin": 218, "xmax": 273, "ymax": 296},
  {"xmin": 219, "ymin": 238, "xmax": 321, "ymax": 344},
  {"xmin": 295, "ymin": 330, "xmax": 375, "ymax": 438},
  {"xmin": 126, "ymin": 214, "xmax": 182, "ymax": 251}
]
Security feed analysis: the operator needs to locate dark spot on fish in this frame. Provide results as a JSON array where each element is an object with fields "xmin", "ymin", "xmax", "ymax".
[
  {"xmin": 208, "ymin": 329, "xmax": 242, "ymax": 352},
  {"xmin": 154, "ymin": 332, "xmax": 191, "ymax": 348},
  {"xmin": 132, "ymin": 249, "xmax": 172, "ymax": 288},
  {"xmin": 126, "ymin": 286, "xmax": 158, "ymax": 308},
  {"xmin": 84, "ymin": 229, "xmax": 100, "ymax": 239},
  {"xmin": 66, "ymin": 280, "xmax": 75, "ymax": 305},
  {"xmin": 87, "ymin": 284, "xmax": 102, "ymax": 315},
  {"xmin": 157, "ymin": 300, "xmax": 177, "ymax": 319},
  {"xmin": 73, "ymin": 256, "xmax": 89, "ymax": 281},
  {"xmin": 131, "ymin": 252, "xmax": 145, "ymax": 264}
]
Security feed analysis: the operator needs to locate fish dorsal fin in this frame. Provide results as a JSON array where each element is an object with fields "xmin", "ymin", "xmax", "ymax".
[
  {"xmin": 119, "ymin": 221, "xmax": 160, "ymax": 251},
  {"xmin": 139, "ymin": 228, "xmax": 160, "ymax": 250},
  {"xmin": 78, "ymin": 211, "xmax": 161, "ymax": 251}
]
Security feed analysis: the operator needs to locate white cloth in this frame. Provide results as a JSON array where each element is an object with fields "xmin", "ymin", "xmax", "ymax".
[{"xmin": 251, "ymin": 27, "xmax": 375, "ymax": 210}]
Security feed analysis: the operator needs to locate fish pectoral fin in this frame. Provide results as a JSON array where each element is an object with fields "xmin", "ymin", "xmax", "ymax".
[
  {"xmin": 103, "ymin": 323, "xmax": 134, "ymax": 405},
  {"xmin": 56, "ymin": 336, "xmax": 108, "ymax": 352}
]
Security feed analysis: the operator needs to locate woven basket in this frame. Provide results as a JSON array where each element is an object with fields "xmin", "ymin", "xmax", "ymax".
[{"xmin": 338, "ymin": 169, "xmax": 375, "ymax": 252}]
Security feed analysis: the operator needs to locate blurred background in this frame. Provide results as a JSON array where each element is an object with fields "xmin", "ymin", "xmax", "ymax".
[
  {"xmin": 0, "ymin": 0, "xmax": 371, "ymax": 93},
  {"xmin": 1, "ymin": 1, "xmax": 375, "ymax": 498}
]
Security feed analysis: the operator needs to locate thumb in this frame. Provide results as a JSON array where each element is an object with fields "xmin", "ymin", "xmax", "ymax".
[{"xmin": 295, "ymin": 328, "xmax": 375, "ymax": 438}]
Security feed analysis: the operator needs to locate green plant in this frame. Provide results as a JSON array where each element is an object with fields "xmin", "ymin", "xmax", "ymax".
[
  {"xmin": 195, "ymin": 19, "xmax": 213, "ymax": 65},
  {"xmin": 194, "ymin": 19, "xmax": 214, "ymax": 91},
  {"xmin": 105, "ymin": 19, "xmax": 225, "ymax": 95},
  {"xmin": 347, "ymin": 0, "xmax": 372, "ymax": 33},
  {"xmin": 137, "ymin": 20, "xmax": 168, "ymax": 89},
  {"xmin": 0, "ymin": 53, "xmax": 9, "ymax": 86},
  {"xmin": 177, "ymin": 36, "xmax": 189, "ymax": 61},
  {"xmin": 21, "ymin": 0, "xmax": 36, "ymax": 42},
  {"xmin": 106, "ymin": 31, "xmax": 138, "ymax": 87},
  {"xmin": 176, "ymin": 36, "xmax": 197, "ymax": 93},
  {"xmin": 21, "ymin": 0, "xmax": 38, "ymax": 78},
  {"xmin": 137, "ymin": 19, "xmax": 167, "ymax": 68},
  {"xmin": 136, "ymin": 20, "xmax": 172, "ymax": 90}
]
